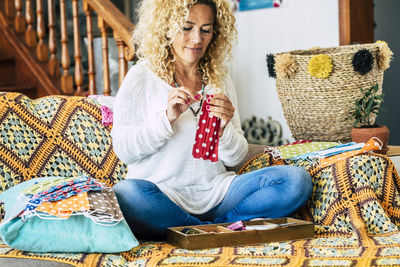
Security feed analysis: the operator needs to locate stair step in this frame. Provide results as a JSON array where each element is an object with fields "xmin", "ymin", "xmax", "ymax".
[
  {"xmin": 0, "ymin": 53, "xmax": 13, "ymax": 61},
  {"xmin": 0, "ymin": 85, "xmax": 37, "ymax": 98},
  {"xmin": 1, "ymin": 85, "xmax": 35, "ymax": 92},
  {"xmin": 0, "ymin": 57, "xmax": 16, "ymax": 85}
]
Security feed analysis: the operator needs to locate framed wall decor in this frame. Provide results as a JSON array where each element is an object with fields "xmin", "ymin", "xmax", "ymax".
[{"xmin": 235, "ymin": 0, "xmax": 284, "ymax": 12}]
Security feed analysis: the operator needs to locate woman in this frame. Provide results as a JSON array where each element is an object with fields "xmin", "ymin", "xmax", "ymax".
[{"xmin": 112, "ymin": 0, "xmax": 312, "ymax": 240}]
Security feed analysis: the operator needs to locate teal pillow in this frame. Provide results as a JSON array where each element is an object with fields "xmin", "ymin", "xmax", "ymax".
[{"xmin": 0, "ymin": 177, "xmax": 138, "ymax": 253}]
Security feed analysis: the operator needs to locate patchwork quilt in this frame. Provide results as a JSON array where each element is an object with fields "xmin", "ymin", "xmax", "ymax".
[{"xmin": 1, "ymin": 92, "xmax": 400, "ymax": 266}]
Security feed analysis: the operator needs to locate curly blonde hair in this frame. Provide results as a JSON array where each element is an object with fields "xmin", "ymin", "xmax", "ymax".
[{"xmin": 132, "ymin": 0, "xmax": 237, "ymax": 89}]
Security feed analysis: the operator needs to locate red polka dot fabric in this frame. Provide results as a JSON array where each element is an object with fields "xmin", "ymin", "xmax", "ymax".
[{"xmin": 192, "ymin": 94, "xmax": 220, "ymax": 162}]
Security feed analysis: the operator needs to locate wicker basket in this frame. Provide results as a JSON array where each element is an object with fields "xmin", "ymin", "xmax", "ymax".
[{"xmin": 273, "ymin": 42, "xmax": 392, "ymax": 142}]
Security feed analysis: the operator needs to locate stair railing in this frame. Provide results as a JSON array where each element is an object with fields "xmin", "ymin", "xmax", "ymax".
[{"xmin": 1, "ymin": 0, "xmax": 135, "ymax": 96}]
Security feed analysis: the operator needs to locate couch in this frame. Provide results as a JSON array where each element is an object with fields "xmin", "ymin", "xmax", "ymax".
[{"xmin": 1, "ymin": 92, "xmax": 400, "ymax": 267}]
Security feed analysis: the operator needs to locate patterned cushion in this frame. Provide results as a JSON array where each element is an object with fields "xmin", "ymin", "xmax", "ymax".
[
  {"xmin": 0, "ymin": 92, "xmax": 127, "ymax": 196},
  {"xmin": 0, "ymin": 177, "xmax": 138, "ymax": 253}
]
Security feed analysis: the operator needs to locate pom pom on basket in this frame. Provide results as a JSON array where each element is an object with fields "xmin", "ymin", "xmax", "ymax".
[
  {"xmin": 266, "ymin": 53, "xmax": 276, "ymax": 78},
  {"xmin": 275, "ymin": 54, "xmax": 298, "ymax": 79},
  {"xmin": 272, "ymin": 42, "xmax": 393, "ymax": 142},
  {"xmin": 376, "ymin": 40, "xmax": 393, "ymax": 71},
  {"xmin": 308, "ymin": 54, "xmax": 333, "ymax": 78},
  {"xmin": 352, "ymin": 49, "xmax": 373, "ymax": 75}
]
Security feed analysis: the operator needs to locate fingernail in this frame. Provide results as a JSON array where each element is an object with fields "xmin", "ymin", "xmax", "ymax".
[
  {"xmin": 206, "ymin": 105, "xmax": 210, "ymax": 110},
  {"xmin": 185, "ymin": 100, "xmax": 189, "ymax": 104},
  {"xmin": 195, "ymin": 94, "xmax": 201, "ymax": 100},
  {"xmin": 206, "ymin": 98, "xmax": 211, "ymax": 103}
]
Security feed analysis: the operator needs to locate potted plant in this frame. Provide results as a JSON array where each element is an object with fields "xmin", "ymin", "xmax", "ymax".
[{"xmin": 347, "ymin": 83, "xmax": 389, "ymax": 153}]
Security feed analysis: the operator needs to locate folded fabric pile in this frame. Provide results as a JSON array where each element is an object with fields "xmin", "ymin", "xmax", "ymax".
[
  {"xmin": 264, "ymin": 137, "xmax": 382, "ymax": 167},
  {"xmin": 0, "ymin": 176, "xmax": 138, "ymax": 253},
  {"xmin": 13, "ymin": 176, "xmax": 123, "ymax": 225}
]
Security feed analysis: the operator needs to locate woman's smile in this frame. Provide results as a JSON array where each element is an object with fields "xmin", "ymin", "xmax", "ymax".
[{"xmin": 186, "ymin": 47, "xmax": 203, "ymax": 53}]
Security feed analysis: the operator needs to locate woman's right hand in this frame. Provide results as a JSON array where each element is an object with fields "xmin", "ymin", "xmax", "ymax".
[{"xmin": 166, "ymin": 87, "xmax": 202, "ymax": 123}]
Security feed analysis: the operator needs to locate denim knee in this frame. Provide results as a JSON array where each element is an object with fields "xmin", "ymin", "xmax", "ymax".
[
  {"xmin": 113, "ymin": 179, "xmax": 156, "ymax": 198},
  {"xmin": 112, "ymin": 179, "xmax": 130, "ymax": 196},
  {"xmin": 286, "ymin": 166, "xmax": 313, "ymax": 203}
]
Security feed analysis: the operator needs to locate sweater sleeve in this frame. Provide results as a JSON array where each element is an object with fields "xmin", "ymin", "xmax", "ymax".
[
  {"xmin": 218, "ymin": 76, "xmax": 248, "ymax": 167},
  {"xmin": 111, "ymin": 64, "xmax": 174, "ymax": 164}
]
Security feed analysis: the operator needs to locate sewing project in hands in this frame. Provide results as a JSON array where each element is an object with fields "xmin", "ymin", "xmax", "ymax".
[{"xmin": 192, "ymin": 94, "xmax": 221, "ymax": 162}]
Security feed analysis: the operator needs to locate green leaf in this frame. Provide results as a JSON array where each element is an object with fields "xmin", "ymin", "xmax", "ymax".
[
  {"xmin": 367, "ymin": 99, "xmax": 374, "ymax": 112},
  {"xmin": 355, "ymin": 118, "xmax": 360, "ymax": 127},
  {"xmin": 348, "ymin": 84, "xmax": 384, "ymax": 126},
  {"xmin": 372, "ymin": 84, "xmax": 379, "ymax": 93}
]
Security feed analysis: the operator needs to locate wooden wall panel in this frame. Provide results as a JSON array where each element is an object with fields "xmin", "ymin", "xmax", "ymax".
[{"xmin": 339, "ymin": 0, "xmax": 374, "ymax": 45}]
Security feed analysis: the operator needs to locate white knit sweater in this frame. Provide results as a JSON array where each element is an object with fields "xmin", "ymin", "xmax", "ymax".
[{"xmin": 111, "ymin": 60, "xmax": 248, "ymax": 214}]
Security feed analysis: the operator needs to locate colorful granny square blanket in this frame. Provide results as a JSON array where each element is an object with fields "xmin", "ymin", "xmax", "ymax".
[
  {"xmin": 0, "ymin": 92, "xmax": 127, "ymax": 194},
  {"xmin": 1, "ymin": 152, "xmax": 400, "ymax": 266},
  {"xmin": 2, "ymin": 93, "xmax": 400, "ymax": 266}
]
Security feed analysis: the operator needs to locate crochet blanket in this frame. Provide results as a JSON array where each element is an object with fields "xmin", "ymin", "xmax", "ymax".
[
  {"xmin": 1, "ymin": 92, "xmax": 400, "ymax": 266},
  {"xmin": 1, "ymin": 153, "xmax": 399, "ymax": 266}
]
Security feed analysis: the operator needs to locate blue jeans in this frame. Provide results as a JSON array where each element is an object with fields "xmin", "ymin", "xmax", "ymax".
[{"xmin": 113, "ymin": 165, "xmax": 313, "ymax": 240}]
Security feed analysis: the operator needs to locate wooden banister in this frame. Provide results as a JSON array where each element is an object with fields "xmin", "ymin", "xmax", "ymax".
[
  {"xmin": 72, "ymin": 0, "xmax": 83, "ymax": 95},
  {"xmin": 1, "ymin": 0, "xmax": 136, "ymax": 97},
  {"xmin": 60, "ymin": 0, "xmax": 73, "ymax": 94},
  {"xmin": 4, "ymin": 0, "xmax": 15, "ymax": 18},
  {"xmin": 115, "ymin": 34, "xmax": 127, "ymax": 87},
  {"xmin": 36, "ymin": 0, "xmax": 48, "ymax": 62},
  {"xmin": 86, "ymin": 0, "xmax": 134, "ymax": 45},
  {"xmin": 25, "ymin": 0, "xmax": 37, "ymax": 47},
  {"xmin": 83, "ymin": 0, "xmax": 96, "ymax": 95},
  {"xmin": 47, "ymin": 0, "xmax": 60, "ymax": 77},
  {"xmin": 14, "ymin": 0, "xmax": 25, "ymax": 32},
  {"xmin": 98, "ymin": 16, "xmax": 110, "ymax": 96}
]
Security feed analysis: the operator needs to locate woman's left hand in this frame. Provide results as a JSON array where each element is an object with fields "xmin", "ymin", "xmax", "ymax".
[{"xmin": 206, "ymin": 94, "xmax": 235, "ymax": 137}]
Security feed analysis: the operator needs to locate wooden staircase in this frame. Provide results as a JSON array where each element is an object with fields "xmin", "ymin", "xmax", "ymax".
[
  {"xmin": 0, "ymin": 0, "xmax": 135, "ymax": 98},
  {"xmin": 0, "ymin": 21, "xmax": 56, "ymax": 98}
]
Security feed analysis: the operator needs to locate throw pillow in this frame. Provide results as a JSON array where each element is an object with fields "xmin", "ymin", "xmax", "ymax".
[{"xmin": 0, "ymin": 177, "xmax": 138, "ymax": 253}]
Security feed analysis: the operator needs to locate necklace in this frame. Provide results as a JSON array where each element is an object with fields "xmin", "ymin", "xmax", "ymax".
[{"xmin": 174, "ymin": 75, "xmax": 205, "ymax": 117}]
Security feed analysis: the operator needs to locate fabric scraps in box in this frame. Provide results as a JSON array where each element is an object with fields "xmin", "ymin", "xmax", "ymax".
[{"xmin": 227, "ymin": 220, "xmax": 245, "ymax": 231}]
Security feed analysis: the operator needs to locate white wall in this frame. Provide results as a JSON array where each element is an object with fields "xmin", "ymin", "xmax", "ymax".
[
  {"xmin": 232, "ymin": 0, "xmax": 339, "ymax": 141},
  {"xmin": 374, "ymin": 0, "xmax": 400, "ymax": 145}
]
